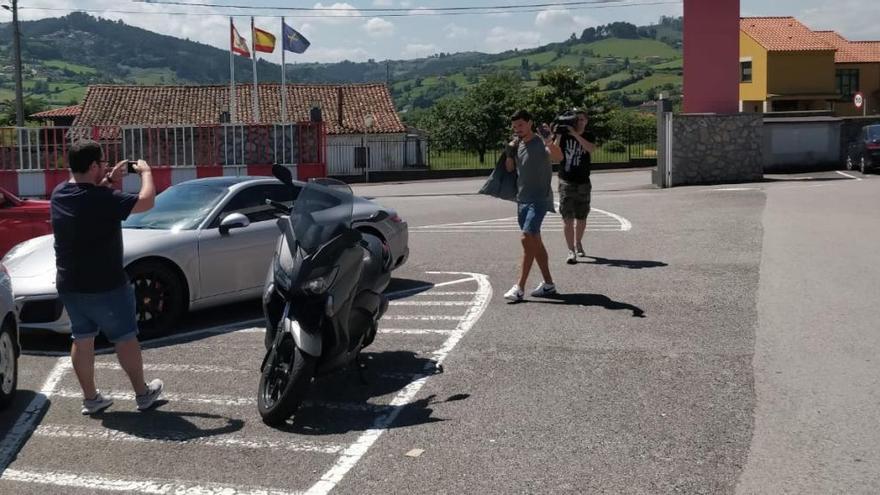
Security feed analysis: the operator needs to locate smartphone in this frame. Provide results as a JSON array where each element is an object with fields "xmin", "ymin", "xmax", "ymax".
[{"xmin": 126, "ymin": 160, "xmax": 137, "ymax": 174}]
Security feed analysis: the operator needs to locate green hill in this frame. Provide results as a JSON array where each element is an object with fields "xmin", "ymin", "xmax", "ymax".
[{"xmin": 0, "ymin": 13, "xmax": 682, "ymax": 117}]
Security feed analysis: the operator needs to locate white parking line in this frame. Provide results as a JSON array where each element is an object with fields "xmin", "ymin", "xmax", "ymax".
[
  {"xmin": 32, "ymin": 424, "xmax": 343, "ymax": 455},
  {"xmin": 50, "ymin": 389, "xmax": 394, "ymax": 414},
  {"xmin": 412, "ymin": 208, "xmax": 632, "ymax": 233},
  {"xmin": 384, "ymin": 315, "xmax": 463, "ymax": 321},
  {"xmin": 412, "ymin": 291, "xmax": 476, "ymax": 296},
  {"xmin": 94, "ymin": 362, "xmax": 250, "ymax": 374},
  {"xmin": 378, "ymin": 328, "xmax": 455, "ymax": 335},
  {"xmin": 1, "ymin": 468, "xmax": 301, "ymax": 495},
  {"xmin": 389, "ymin": 301, "xmax": 472, "ymax": 306},
  {"xmin": 3, "ymin": 272, "xmax": 489, "ymax": 495},
  {"xmin": 836, "ymin": 170, "xmax": 863, "ymax": 181},
  {"xmin": 306, "ymin": 272, "xmax": 491, "ymax": 495}
]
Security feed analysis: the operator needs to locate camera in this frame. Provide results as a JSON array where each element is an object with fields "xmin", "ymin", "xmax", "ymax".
[
  {"xmin": 126, "ymin": 160, "xmax": 137, "ymax": 174},
  {"xmin": 553, "ymin": 113, "xmax": 579, "ymax": 135}
]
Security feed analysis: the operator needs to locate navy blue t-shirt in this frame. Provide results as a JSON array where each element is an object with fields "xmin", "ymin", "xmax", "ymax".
[{"xmin": 51, "ymin": 182, "xmax": 139, "ymax": 293}]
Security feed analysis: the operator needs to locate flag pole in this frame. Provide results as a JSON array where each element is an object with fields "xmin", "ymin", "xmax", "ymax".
[
  {"xmin": 229, "ymin": 17, "xmax": 236, "ymax": 123},
  {"xmin": 251, "ymin": 16, "xmax": 260, "ymax": 122},
  {"xmin": 281, "ymin": 17, "xmax": 287, "ymax": 124}
]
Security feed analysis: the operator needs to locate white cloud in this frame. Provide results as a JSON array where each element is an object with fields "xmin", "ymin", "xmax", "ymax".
[
  {"xmin": 311, "ymin": 2, "xmax": 361, "ymax": 25},
  {"xmin": 801, "ymin": 1, "xmax": 880, "ymax": 40},
  {"xmin": 403, "ymin": 43, "xmax": 438, "ymax": 58},
  {"xmin": 444, "ymin": 23, "xmax": 469, "ymax": 39},
  {"xmin": 535, "ymin": 8, "xmax": 595, "ymax": 32},
  {"xmin": 485, "ymin": 26, "xmax": 542, "ymax": 53},
  {"xmin": 364, "ymin": 17, "xmax": 395, "ymax": 38}
]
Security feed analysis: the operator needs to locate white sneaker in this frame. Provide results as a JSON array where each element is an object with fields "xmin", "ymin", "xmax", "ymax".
[
  {"xmin": 81, "ymin": 391, "xmax": 113, "ymax": 415},
  {"xmin": 566, "ymin": 251, "xmax": 577, "ymax": 265},
  {"xmin": 136, "ymin": 379, "xmax": 164, "ymax": 411},
  {"xmin": 530, "ymin": 282, "xmax": 557, "ymax": 297},
  {"xmin": 504, "ymin": 285, "xmax": 524, "ymax": 302}
]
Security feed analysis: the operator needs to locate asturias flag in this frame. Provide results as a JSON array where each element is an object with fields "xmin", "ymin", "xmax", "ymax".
[
  {"xmin": 282, "ymin": 22, "xmax": 310, "ymax": 54},
  {"xmin": 231, "ymin": 23, "xmax": 250, "ymax": 58},
  {"xmin": 253, "ymin": 27, "xmax": 276, "ymax": 53}
]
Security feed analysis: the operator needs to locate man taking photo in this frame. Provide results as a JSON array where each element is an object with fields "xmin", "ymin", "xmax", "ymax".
[{"xmin": 51, "ymin": 140, "xmax": 164, "ymax": 415}]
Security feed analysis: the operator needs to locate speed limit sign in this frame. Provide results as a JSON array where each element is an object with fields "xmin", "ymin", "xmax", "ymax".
[{"xmin": 854, "ymin": 92, "xmax": 864, "ymax": 109}]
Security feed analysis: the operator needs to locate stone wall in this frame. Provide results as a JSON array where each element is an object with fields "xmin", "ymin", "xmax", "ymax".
[{"xmin": 670, "ymin": 114, "xmax": 763, "ymax": 185}]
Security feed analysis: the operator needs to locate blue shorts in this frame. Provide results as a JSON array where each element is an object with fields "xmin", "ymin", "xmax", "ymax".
[
  {"xmin": 59, "ymin": 284, "xmax": 139, "ymax": 343},
  {"xmin": 517, "ymin": 202, "xmax": 549, "ymax": 235}
]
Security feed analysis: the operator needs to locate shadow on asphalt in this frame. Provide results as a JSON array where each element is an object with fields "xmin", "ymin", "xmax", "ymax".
[
  {"xmin": 519, "ymin": 293, "xmax": 646, "ymax": 318},
  {"xmin": 279, "ymin": 350, "xmax": 463, "ymax": 435},
  {"xmin": 580, "ymin": 256, "xmax": 668, "ymax": 270},
  {"xmin": 0, "ymin": 390, "xmax": 40, "ymax": 437},
  {"xmin": 384, "ymin": 278, "xmax": 436, "ymax": 298},
  {"xmin": 97, "ymin": 410, "xmax": 245, "ymax": 441}
]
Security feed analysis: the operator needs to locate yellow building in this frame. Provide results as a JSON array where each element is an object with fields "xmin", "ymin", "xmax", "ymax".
[
  {"xmin": 814, "ymin": 31, "xmax": 880, "ymax": 116},
  {"xmin": 739, "ymin": 17, "xmax": 839, "ymax": 113}
]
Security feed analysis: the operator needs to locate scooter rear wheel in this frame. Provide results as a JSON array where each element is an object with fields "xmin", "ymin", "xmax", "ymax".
[{"xmin": 258, "ymin": 333, "xmax": 316, "ymax": 426}]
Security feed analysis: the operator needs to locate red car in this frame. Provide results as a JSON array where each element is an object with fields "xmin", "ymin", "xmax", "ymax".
[{"xmin": 0, "ymin": 187, "xmax": 52, "ymax": 258}]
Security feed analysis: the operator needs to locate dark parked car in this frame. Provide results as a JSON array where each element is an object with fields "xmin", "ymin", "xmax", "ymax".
[
  {"xmin": 0, "ymin": 187, "xmax": 51, "ymax": 258},
  {"xmin": 845, "ymin": 124, "xmax": 880, "ymax": 174}
]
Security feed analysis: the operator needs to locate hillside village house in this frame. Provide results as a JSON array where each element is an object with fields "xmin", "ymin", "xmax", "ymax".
[
  {"xmin": 739, "ymin": 17, "xmax": 880, "ymax": 115},
  {"xmin": 32, "ymin": 83, "xmax": 423, "ymax": 177}
]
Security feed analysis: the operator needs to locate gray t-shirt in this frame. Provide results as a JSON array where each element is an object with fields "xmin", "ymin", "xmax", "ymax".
[{"xmin": 514, "ymin": 136, "xmax": 553, "ymax": 205}]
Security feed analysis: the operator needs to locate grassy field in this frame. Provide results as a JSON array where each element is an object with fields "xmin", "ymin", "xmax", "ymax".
[
  {"xmin": 617, "ymin": 73, "xmax": 681, "ymax": 92},
  {"xmin": 651, "ymin": 59, "xmax": 683, "ymax": 70},
  {"xmin": 595, "ymin": 71, "xmax": 637, "ymax": 90},
  {"xmin": 43, "ymin": 60, "xmax": 97, "ymax": 75},
  {"xmin": 578, "ymin": 38, "xmax": 679, "ymax": 59}
]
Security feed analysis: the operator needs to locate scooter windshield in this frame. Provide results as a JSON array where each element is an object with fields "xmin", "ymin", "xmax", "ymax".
[{"xmin": 291, "ymin": 178, "xmax": 354, "ymax": 254}]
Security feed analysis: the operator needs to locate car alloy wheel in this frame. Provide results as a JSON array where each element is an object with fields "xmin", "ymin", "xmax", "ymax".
[{"xmin": 0, "ymin": 325, "xmax": 17, "ymax": 402}]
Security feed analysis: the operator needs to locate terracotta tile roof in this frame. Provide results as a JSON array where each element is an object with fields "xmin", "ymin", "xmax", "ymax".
[
  {"xmin": 814, "ymin": 31, "xmax": 880, "ymax": 63},
  {"xmin": 31, "ymin": 104, "xmax": 81, "ymax": 119},
  {"xmin": 72, "ymin": 84, "xmax": 405, "ymax": 135},
  {"xmin": 740, "ymin": 17, "xmax": 836, "ymax": 52}
]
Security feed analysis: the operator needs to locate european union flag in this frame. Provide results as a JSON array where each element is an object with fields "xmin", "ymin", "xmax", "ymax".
[{"xmin": 283, "ymin": 22, "xmax": 310, "ymax": 54}]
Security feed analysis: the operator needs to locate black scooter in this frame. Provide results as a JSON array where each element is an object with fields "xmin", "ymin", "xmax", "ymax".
[{"xmin": 258, "ymin": 165, "xmax": 390, "ymax": 426}]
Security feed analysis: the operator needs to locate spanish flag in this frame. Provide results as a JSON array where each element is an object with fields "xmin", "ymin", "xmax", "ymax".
[{"xmin": 253, "ymin": 27, "xmax": 276, "ymax": 53}]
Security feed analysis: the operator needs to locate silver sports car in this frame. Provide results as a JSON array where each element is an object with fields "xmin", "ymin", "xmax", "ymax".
[{"xmin": 2, "ymin": 177, "xmax": 408, "ymax": 338}]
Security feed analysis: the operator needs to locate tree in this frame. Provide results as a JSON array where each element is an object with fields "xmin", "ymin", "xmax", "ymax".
[
  {"xmin": 523, "ymin": 67, "xmax": 611, "ymax": 141},
  {"xmin": 420, "ymin": 73, "xmax": 524, "ymax": 163},
  {"xmin": 0, "ymin": 96, "xmax": 49, "ymax": 126}
]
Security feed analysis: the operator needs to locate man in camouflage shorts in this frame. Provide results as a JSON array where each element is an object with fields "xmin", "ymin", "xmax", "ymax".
[{"xmin": 554, "ymin": 109, "xmax": 596, "ymax": 264}]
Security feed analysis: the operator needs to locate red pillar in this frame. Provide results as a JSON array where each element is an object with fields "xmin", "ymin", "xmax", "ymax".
[{"xmin": 683, "ymin": 0, "xmax": 740, "ymax": 114}]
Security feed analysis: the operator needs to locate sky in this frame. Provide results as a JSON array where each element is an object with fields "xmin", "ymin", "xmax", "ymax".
[{"xmin": 4, "ymin": 0, "xmax": 879, "ymax": 65}]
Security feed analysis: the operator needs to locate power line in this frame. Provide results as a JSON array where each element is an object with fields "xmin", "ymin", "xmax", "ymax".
[
  {"xmin": 129, "ymin": 0, "xmax": 656, "ymax": 12},
  {"xmin": 21, "ymin": 1, "xmax": 682, "ymax": 18}
]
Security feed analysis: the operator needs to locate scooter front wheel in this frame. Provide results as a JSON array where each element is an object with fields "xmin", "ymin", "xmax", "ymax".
[{"xmin": 258, "ymin": 333, "xmax": 317, "ymax": 426}]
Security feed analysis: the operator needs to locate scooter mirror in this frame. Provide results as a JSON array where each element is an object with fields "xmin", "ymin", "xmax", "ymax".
[{"xmin": 272, "ymin": 164, "xmax": 294, "ymax": 186}]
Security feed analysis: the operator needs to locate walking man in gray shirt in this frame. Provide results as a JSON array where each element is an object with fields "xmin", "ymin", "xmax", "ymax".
[{"xmin": 503, "ymin": 110, "xmax": 564, "ymax": 302}]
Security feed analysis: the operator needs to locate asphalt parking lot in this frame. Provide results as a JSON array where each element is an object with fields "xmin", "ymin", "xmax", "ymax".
[{"xmin": 2, "ymin": 168, "xmax": 879, "ymax": 494}]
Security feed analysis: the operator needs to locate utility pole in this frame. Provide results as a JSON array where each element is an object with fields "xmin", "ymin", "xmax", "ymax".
[{"xmin": 2, "ymin": 0, "xmax": 24, "ymax": 126}]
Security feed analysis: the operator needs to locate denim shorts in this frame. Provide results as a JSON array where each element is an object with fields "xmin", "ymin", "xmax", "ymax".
[
  {"xmin": 517, "ymin": 202, "xmax": 550, "ymax": 235},
  {"xmin": 59, "ymin": 284, "xmax": 139, "ymax": 343}
]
